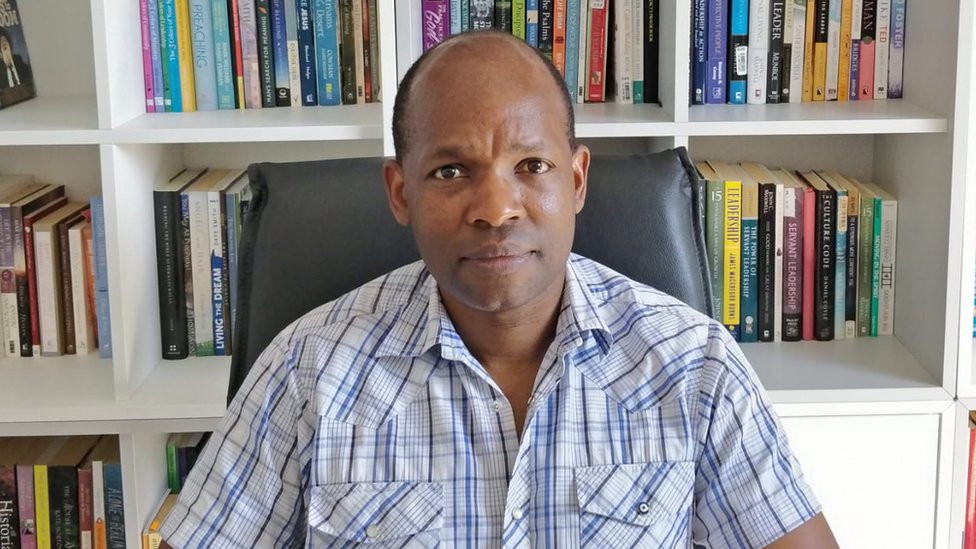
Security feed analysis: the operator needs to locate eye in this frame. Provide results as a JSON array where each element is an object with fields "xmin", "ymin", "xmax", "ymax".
[
  {"xmin": 519, "ymin": 159, "xmax": 552, "ymax": 175},
  {"xmin": 431, "ymin": 165, "xmax": 464, "ymax": 180}
]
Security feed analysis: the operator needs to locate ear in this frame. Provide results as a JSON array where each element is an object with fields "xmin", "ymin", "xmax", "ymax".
[
  {"xmin": 383, "ymin": 158, "xmax": 411, "ymax": 226},
  {"xmin": 571, "ymin": 144, "xmax": 590, "ymax": 214}
]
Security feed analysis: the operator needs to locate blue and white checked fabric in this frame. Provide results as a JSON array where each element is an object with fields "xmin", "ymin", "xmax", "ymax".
[{"xmin": 161, "ymin": 254, "xmax": 820, "ymax": 548}]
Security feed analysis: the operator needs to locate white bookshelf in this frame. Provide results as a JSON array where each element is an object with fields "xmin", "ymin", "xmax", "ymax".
[{"xmin": 0, "ymin": 0, "xmax": 970, "ymax": 547}]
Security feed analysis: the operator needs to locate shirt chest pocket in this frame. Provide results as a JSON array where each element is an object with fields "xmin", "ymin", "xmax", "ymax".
[
  {"xmin": 308, "ymin": 481, "xmax": 443, "ymax": 547},
  {"xmin": 575, "ymin": 461, "xmax": 695, "ymax": 548}
]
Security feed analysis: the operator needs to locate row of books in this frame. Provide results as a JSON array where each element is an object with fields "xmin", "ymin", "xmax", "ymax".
[
  {"xmin": 697, "ymin": 160, "xmax": 897, "ymax": 342},
  {"xmin": 421, "ymin": 0, "xmax": 662, "ymax": 104},
  {"xmin": 0, "ymin": 176, "xmax": 112, "ymax": 359},
  {"xmin": 0, "ymin": 435, "xmax": 125, "ymax": 549},
  {"xmin": 139, "ymin": 0, "xmax": 381, "ymax": 112},
  {"xmin": 692, "ymin": 0, "xmax": 907, "ymax": 105},
  {"xmin": 153, "ymin": 168, "xmax": 251, "ymax": 359}
]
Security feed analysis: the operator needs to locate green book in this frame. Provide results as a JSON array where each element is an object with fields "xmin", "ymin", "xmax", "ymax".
[{"xmin": 697, "ymin": 162, "xmax": 725, "ymax": 321}]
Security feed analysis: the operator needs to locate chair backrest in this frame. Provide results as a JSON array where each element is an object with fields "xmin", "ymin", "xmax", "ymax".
[{"xmin": 228, "ymin": 148, "xmax": 712, "ymax": 402}]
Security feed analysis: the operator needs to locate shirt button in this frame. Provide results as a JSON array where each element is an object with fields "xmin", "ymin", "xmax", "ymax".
[
  {"xmin": 637, "ymin": 502, "xmax": 650, "ymax": 515},
  {"xmin": 365, "ymin": 524, "xmax": 380, "ymax": 538},
  {"xmin": 512, "ymin": 508, "xmax": 524, "ymax": 520}
]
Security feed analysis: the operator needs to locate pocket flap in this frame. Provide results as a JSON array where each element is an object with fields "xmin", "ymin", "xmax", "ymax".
[
  {"xmin": 575, "ymin": 461, "xmax": 694, "ymax": 526},
  {"xmin": 309, "ymin": 481, "xmax": 443, "ymax": 542}
]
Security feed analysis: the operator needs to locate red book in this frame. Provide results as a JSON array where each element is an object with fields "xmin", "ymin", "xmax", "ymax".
[
  {"xmin": 78, "ymin": 467, "xmax": 94, "ymax": 549},
  {"xmin": 229, "ymin": 0, "xmax": 246, "ymax": 109},
  {"xmin": 800, "ymin": 178, "xmax": 816, "ymax": 340},
  {"xmin": 965, "ymin": 426, "xmax": 976, "ymax": 549},
  {"xmin": 586, "ymin": 0, "xmax": 609, "ymax": 102},
  {"xmin": 23, "ymin": 196, "xmax": 67, "ymax": 355}
]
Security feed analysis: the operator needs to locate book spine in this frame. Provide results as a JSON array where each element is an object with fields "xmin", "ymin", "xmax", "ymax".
[
  {"xmin": 211, "ymin": 0, "xmax": 236, "ymax": 109},
  {"xmin": 834, "ymin": 191, "xmax": 848, "ymax": 338},
  {"xmin": 780, "ymin": 0, "xmax": 793, "ymax": 101},
  {"xmin": 873, "ymin": 0, "xmax": 889, "ymax": 98},
  {"xmin": 586, "ymin": 0, "xmax": 608, "ymax": 102},
  {"xmin": 33, "ymin": 466, "xmax": 49, "ymax": 549},
  {"xmin": 766, "ymin": 0, "xmax": 784, "ymax": 103},
  {"xmin": 226, "ymin": 192, "xmax": 240, "ymax": 344},
  {"xmin": 270, "ymin": 0, "xmax": 291, "ymax": 105},
  {"xmin": 0, "ymin": 466, "xmax": 19, "ymax": 549},
  {"xmin": 758, "ymin": 183, "xmax": 776, "ymax": 341},
  {"xmin": 886, "ymin": 0, "xmax": 904, "ymax": 98},
  {"xmin": 706, "ymin": 178, "xmax": 724, "ymax": 321},
  {"xmin": 801, "ymin": 185, "xmax": 815, "ymax": 339},
  {"xmin": 553, "ymin": 0, "xmax": 567, "ymax": 76},
  {"xmin": 360, "ymin": 0, "xmax": 372, "ymax": 103},
  {"xmin": 102, "ymin": 465, "xmax": 125, "ymax": 549},
  {"xmin": 856, "ymin": 192, "xmax": 873, "ymax": 335},
  {"xmin": 496, "ymin": 0, "xmax": 514, "ymax": 30},
  {"xmin": 643, "ymin": 0, "xmax": 658, "ymax": 102},
  {"xmin": 313, "ymin": 0, "xmax": 341, "ymax": 105},
  {"xmin": 858, "ymin": 0, "xmax": 875, "ymax": 99},
  {"xmin": 367, "ymin": 0, "xmax": 379, "ymax": 101},
  {"xmin": 78, "ymin": 469, "xmax": 92, "ymax": 549},
  {"xmin": 70, "ymin": 226, "xmax": 92, "ymax": 354},
  {"xmin": 188, "ymin": 192, "xmax": 214, "ymax": 356},
  {"xmin": 148, "ymin": 0, "xmax": 166, "ymax": 110},
  {"xmin": 613, "ymin": 0, "xmax": 633, "ymax": 103},
  {"xmin": 814, "ymin": 187, "xmax": 836, "ymax": 340},
  {"xmin": 747, "ymin": 0, "xmax": 769, "ymax": 104},
  {"xmin": 812, "ymin": 0, "xmax": 828, "ymax": 100},
  {"xmin": 180, "ymin": 189, "xmax": 196, "ymax": 356},
  {"xmin": 228, "ymin": 0, "xmax": 247, "ymax": 108},
  {"xmin": 48, "ymin": 466, "xmax": 80, "ymax": 549},
  {"xmin": 156, "ymin": 0, "xmax": 174, "ymax": 110},
  {"xmin": 189, "ymin": 0, "xmax": 219, "ymax": 110},
  {"xmin": 208, "ymin": 191, "xmax": 228, "ymax": 355},
  {"xmin": 155, "ymin": 190, "xmax": 189, "ymax": 359},
  {"xmin": 15, "ymin": 465, "xmax": 35, "ymax": 549},
  {"xmin": 451, "ymin": 0, "xmax": 463, "ymax": 34},
  {"xmin": 877, "ymin": 196, "xmax": 896, "ymax": 334},
  {"xmin": 285, "ymin": 0, "xmax": 302, "ymax": 105},
  {"xmin": 141, "ymin": 0, "xmax": 156, "ymax": 112},
  {"xmin": 527, "ymin": 0, "xmax": 539, "ymax": 46},
  {"xmin": 238, "ymin": 0, "xmax": 263, "ymax": 108},
  {"xmin": 845, "ymin": 196, "xmax": 858, "ymax": 338},
  {"xmin": 339, "ymin": 0, "xmax": 357, "ymax": 104},
  {"xmin": 788, "ymin": 0, "xmax": 806, "ymax": 103},
  {"xmin": 35, "ymin": 228, "xmax": 63, "ymax": 356},
  {"xmin": 783, "ymin": 186, "xmax": 804, "ymax": 340},
  {"xmin": 564, "ymin": 0, "xmax": 581, "ymax": 101},
  {"xmin": 825, "ymin": 0, "xmax": 841, "ymax": 99},
  {"xmin": 802, "ymin": 0, "xmax": 815, "ymax": 100},
  {"xmin": 351, "ymin": 0, "xmax": 365, "ymax": 103},
  {"xmin": 692, "ymin": 0, "xmax": 707, "ymax": 104},
  {"xmin": 82, "ymin": 225, "xmax": 98, "ymax": 356},
  {"xmin": 91, "ymin": 463, "xmax": 105, "ymax": 549},
  {"xmin": 837, "ymin": 0, "xmax": 852, "ymax": 101},
  {"xmin": 514, "ymin": 0, "xmax": 527, "ymax": 38},
  {"xmin": 966, "ymin": 429, "xmax": 976, "ymax": 549},
  {"xmin": 870, "ymin": 196, "xmax": 881, "ymax": 335},
  {"xmin": 14, "ymin": 205, "xmax": 32, "ymax": 357},
  {"xmin": 296, "ymin": 0, "xmax": 318, "ymax": 105},
  {"xmin": 633, "ymin": 0, "xmax": 644, "ymax": 103},
  {"xmin": 575, "ymin": 0, "xmax": 587, "ymax": 102},
  {"xmin": 728, "ymin": 0, "xmax": 748, "ymax": 104},
  {"xmin": 0, "ymin": 206, "xmax": 18, "ymax": 358},
  {"xmin": 705, "ymin": 0, "xmax": 726, "ymax": 103},
  {"xmin": 162, "ymin": 0, "xmax": 183, "ymax": 111},
  {"xmin": 91, "ymin": 199, "xmax": 112, "ymax": 358},
  {"xmin": 166, "ymin": 441, "xmax": 180, "ymax": 492},
  {"xmin": 422, "ymin": 0, "xmax": 450, "ymax": 51},
  {"xmin": 24, "ymin": 218, "xmax": 42, "ymax": 356},
  {"xmin": 462, "ymin": 0, "xmax": 471, "ymax": 31},
  {"xmin": 849, "ymin": 0, "xmax": 862, "ymax": 99},
  {"xmin": 175, "ymin": 0, "xmax": 198, "ymax": 111},
  {"xmin": 723, "ymin": 180, "xmax": 742, "ymax": 340},
  {"xmin": 255, "ymin": 0, "xmax": 275, "ymax": 107},
  {"xmin": 58, "ymin": 222, "xmax": 77, "ymax": 354},
  {"xmin": 740, "ymin": 203, "xmax": 759, "ymax": 342},
  {"xmin": 773, "ymin": 182, "xmax": 784, "ymax": 341},
  {"xmin": 540, "ymin": 0, "xmax": 554, "ymax": 57}
]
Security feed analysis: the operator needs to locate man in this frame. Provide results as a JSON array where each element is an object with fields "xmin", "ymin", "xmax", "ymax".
[
  {"xmin": 0, "ymin": 29, "xmax": 30, "ymax": 89},
  {"xmin": 161, "ymin": 31, "xmax": 838, "ymax": 547}
]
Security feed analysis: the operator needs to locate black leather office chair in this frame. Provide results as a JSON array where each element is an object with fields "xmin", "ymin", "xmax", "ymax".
[{"xmin": 228, "ymin": 148, "xmax": 712, "ymax": 403}]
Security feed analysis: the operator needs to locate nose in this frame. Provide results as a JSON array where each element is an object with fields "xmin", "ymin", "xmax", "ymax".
[{"xmin": 466, "ymin": 168, "xmax": 525, "ymax": 228}]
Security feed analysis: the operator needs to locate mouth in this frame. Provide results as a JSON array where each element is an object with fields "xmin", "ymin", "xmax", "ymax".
[{"xmin": 460, "ymin": 247, "xmax": 535, "ymax": 273}]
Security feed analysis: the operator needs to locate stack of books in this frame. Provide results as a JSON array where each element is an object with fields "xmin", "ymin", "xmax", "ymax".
[{"xmin": 697, "ymin": 160, "xmax": 897, "ymax": 342}]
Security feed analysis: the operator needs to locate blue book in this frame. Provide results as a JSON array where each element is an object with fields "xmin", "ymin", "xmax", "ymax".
[
  {"xmin": 161, "ymin": 0, "xmax": 182, "ymax": 111},
  {"xmin": 296, "ymin": 0, "xmax": 318, "ymax": 105},
  {"xmin": 271, "ymin": 0, "xmax": 292, "ymax": 105},
  {"xmin": 563, "ymin": 0, "xmax": 580, "ymax": 102},
  {"xmin": 313, "ymin": 0, "xmax": 341, "ymax": 105},
  {"xmin": 831, "ymin": 182, "xmax": 848, "ymax": 338},
  {"xmin": 740, "ymin": 216, "xmax": 759, "ymax": 342},
  {"xmin": 728, "ymin": 0, "xmax": 749, "ymax": 103},
  {"xmin": 103, "ymin": 463, "xmax": 126, "ymax": 549},
  {"xmin": 526, "ymin": 0, "xmax": 539, "ymax": 47},
  {"xmin": 848, "ymin": 33, "xmax": 860, "ymax": 100},
  {"xmin": 450, "ymin": 0, "xmax": 461, "ymax": 34},
  {"xmin": 692, "ymin": 0, "xmax": 707, "ymax": 104},
  {"xmin": 226, "ymin": 192, "xmax": 239, "ymax": 344},
  {"xmin": 211, "ymin": 0, "xmax": 236, "ymax": 109},
  {"xmin": 189, "ymin": 0, "xmax": 219, "ymax": 110},
  {"xmin": 90, "ymin": 197, "xmax": 112, "ymax": 358},
  {"xmin": 147, "ymin": 0, "xmax": 165, "ymax": 110},
  {"xmin": 705, "ymin": 0, "xmax": 727, "ymax": 103},
  {"xmin": 887, "ymin": 0, "xmax": 906, "ymax": 98}
]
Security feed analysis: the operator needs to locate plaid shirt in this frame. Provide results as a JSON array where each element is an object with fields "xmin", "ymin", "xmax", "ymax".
[{"xmin": 161, "ymin": 254, "xmax": 820, "ymax": 548}]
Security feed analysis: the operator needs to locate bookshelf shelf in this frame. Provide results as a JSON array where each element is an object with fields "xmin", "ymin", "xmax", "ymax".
[
  {"xmin": 686, "ymin": 100, "xmax": 947, "ymax": 136},
  {"xmin": 0, "ymin": 96, "xmax": 101, "ymax": 145},
  {"xmin": 573, "ymin": 103, "xmax": 677, "ymax": 137}
]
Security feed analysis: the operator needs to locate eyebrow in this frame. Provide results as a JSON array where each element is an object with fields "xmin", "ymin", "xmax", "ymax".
[{"xmin": 428, "ymin": 140, "xmax": 550, "ymax": 161}]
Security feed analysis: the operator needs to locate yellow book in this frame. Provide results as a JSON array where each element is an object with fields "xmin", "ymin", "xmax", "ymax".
[
  {"xmin": 723, "ymin": 180, "xmax": 742, "ymax": 338},
  {"xmin": 34, "ymin": 464, "xmax": 51, "ymax": 549},
  {"xmin": 175, "ymin": 0, "xmax": 196, "ymax": 112},
  {"xmin": 837, "ymin": 0, "xmax": 853, "ymax": 102},
  {"xmin": 803, "ymin": 0, "xmax": 816, "ymax": 101}
]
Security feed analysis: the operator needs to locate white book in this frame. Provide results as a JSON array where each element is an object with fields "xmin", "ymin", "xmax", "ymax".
[
  {"xmin": 92, "ymin": 460, "xmax": 106, "ymax": 545},
  {"xmin": 285, "ymin": 0, "xmax": 302, "ymax": 106},
  {"xmin": 747, "ymin": 0, "xmax": 769, "ymax": 104},
  {"xmin": 352, "ymin": 0, "xmax": 366, "ymax": 103},
  {"xmin": 69, "ymin": 220, "xmax": 95, "ymax": 354},
  {"xmin": 826, "ymin": 0, "xmax": 842, "ymax": 100},
  {"xmin": 33, "ymin": 202, "xmax": 88, "ymax": 356},
  {"xmin": 773, "ymin": 178, "xmax": 785, "ymax": 342},
  {"xmin": 206, "ymin": 170, "xmax": 245, "ymax": 356},
  {"xmin": 789, "ymin": 0, "xmax": 807, "ymax": 103},
  {"xmin": 577, "ymin": 0, "xmax": 590, "ymax": 103},
  {"xmin": 850, "ymin": 0, "xmax": 863, "ymax": 99},
  {"xmin": 613, "ymin": 0, "xmax": 633, "ymax": 103},
  {"xmin": 873, "ymin": 0, "xmax": 891, "ymax": 98}
]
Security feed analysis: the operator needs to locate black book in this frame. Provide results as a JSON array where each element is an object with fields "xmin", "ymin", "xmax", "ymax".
[
  {"xmin": 644, "ymin": 0, "xmax": 659, "ymax": 103},
  {"xmin": 494, "ymin": 0, "xmax": 513, "ymax": 31},
  {"xmin": 757, "ymin": 182, "xmax": 777, "ymax": 342},
  {"xmin": 766, "ymin": 0, "xmax": 786, "ymax": 103},
  {"xmin": 470, "ymin": 0, "xmax": 494, "ymax": 29},
  {"xmin": 339, "ymin": 0, "xmax": 357, "ymax": 104},
  {"xmin": 255, "ymin": 0, "xmax": 276, "ymax": 107},
  {"xmin": 539, "ymin": 0, "xmax": 554, "ymax": 59}
]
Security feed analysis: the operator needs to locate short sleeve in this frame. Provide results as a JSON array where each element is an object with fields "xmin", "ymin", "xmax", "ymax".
[
  {"xmin": 159, "ymin": 336, "xmax": 311, "ymax": 548},
  {"xmin": 691, "ymin": 324, "xmax": 822, "ymax": 548}
]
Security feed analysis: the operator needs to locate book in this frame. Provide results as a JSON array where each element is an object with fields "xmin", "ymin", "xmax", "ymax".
[
  {"xmin": 84, "ymin": 437, "xmax": 124, "ymax": 549},
  {"xmin": 825, "ymin": 0, "xmax": 841, "ymax": 100},
  {"xmin": 887, "ymin": 0, "xmax": 905, "ymax": 98},
  {"xmin": 788, "ymin": 0, "xmax": 807, "ymax": 103},
  {"xmin": 77, "ymin": 463, "xmax": 93, "ymax": 549},
  {"xmin": 691, "ymin": 0, "xmax": 706, "ymax": 104},
  {"xmin": 367, "ymin": 0, "xmax": 379, "ymax": 102},
  {"xmin": 564, "ymin": 0, "xmax": 582, "ymax": 102},
  {"xmin": 705, "ymin": 0, "xmax": 726, "ymax": 104},
  {"xmin": 585, "ymin": 0, "xmax": 609, "ymax": 102},
  {"xmin": 837, "ymin": 0, "xmax": 853, "ymax": 101},
  {"xmin": 45, "ymin": 437, "xmax": 100, "ymax": 549},
  {"xmin": 496, "ymin": 0, "xmax": 514, "ymax": 30},
  {"xmin": 160, "ymin": 0, "xmax": 182, "ymax": 111},
  {"xmin": 68, "ymin": 219, "xmax": 96, "ymax": 354},
  {"xmin": 712, "ymin": 161, "xmax": 757, "ymax": 341},
  {"xmin": 873, "ymin": 0, "xmax": 889, "ymax": 98},
  {"xmin": 360, "ymin": 0, "xmax": 373, "ymax": 103},
  {"xmin": 189, "ymin": 0, "xmax": 219, "ymax": 110},
  {"xmin": 767, "ymin": 0, "xmax": 785, "ymax": 103},
  {"xmin": 632, "ymin": 0, "xmax": 643, "ymax": 103},
  {"xmin": 773, "ymin": 169, "xmax": 805, "ymax": 341},
  {"xmin": 747, "ymin": 0, "xmax": 769, "ymax": 104},
  {"xmin": 211, "ymin": 0, "xmax": 236, "ymax": 109},
  {"xmin": 236, "ymin": 0, "xmax": 262, "ymax": 108},
  {"xmin": 143, "ymin": 492, "xmax": 179, "ymax": 549},
  {"xmin": 0, "ymin": 438, "xmax": 31, "ymax": 549},
  {"xmin": 284, "ymin": 0, "xmax": 301, "ymax": 106},
  {"xmin": 33, "ymin": 202, "xmax": 90, "ymax": 356},
  {"xmin": 812, "ymin": 0, "xmax": 829, "ymax": 100},
  {"xmin": 780, "ymin": 0, "xmax": 794, "ymax": 101},
  {"xmin": 256, "ymin": 0, "xmax": 276, "ymax": 107},
  {"xmin": 825, "ymin": 170, "xmax": 860, "ymax": 338},
  {"xmin": 140, "ymin": 0, "xmax": 156, "ymax": 112},
  {"xmin": 820, "ymin": 172, "xmax": 848, "ymax": 339},
  {"xmin": 295, "ymin": 0, "xmax": 317, "ymax": 105},
  {"xmin": 22, "ymin": 194, "xmax": 67, "ymax": 357},
  {"xmin": 0, "ymin": 176, "xmax": 47, "ymax": 357},
  {"xmin": 859, "ymin": 0, "xmax": 876, "ymax": 99},
  {"xmin": 175, "ymin": 0, "xmax": 197, "ymax": 111},
  {"xmin": 351, "ymin": 0, "xmax": 365, "ymax": 103},
  {"xmin": 728, "ymin": 0, "xmax": 749, "ymax": 104},
  {"xmin": 849, "ymin": 0, "xmax": 862, "ymax": 99},
  {"xmin": 339, "ymin": 0, "xmax": 357, "ymax": 104},
  {"xmin": 89, "ymin": 198, "xmax": 112, "ymax": 358},
  {"xmin": 270, "ymin": 0, "xmax": 291, "ymax": 106},
  {"xmin": 57, "ymin": 212, "xmax": 88, "ymax": 355},
  {"xmin": 313, "ymin": 0, "xmax": 341, "ymax": 105},
  {"xmin": 613, "ymin": 0, "xmax": 633, "ymax": 103},
  {"xmin": 0, "ymin": 0, "xmax": 36, "ymax": 110},
  {"xmin": 753, "ymin": 168, "xmax": 781, "ymax": 342},
  {"xmin": 798, "ymin": 171, "xmax": 837, "ymax": 340},
  {"xmin": 802, "ymin": 0, "xmax": 815, "ymax": 101},
  {"xmin": 207, "ymin": 170, "xmax": 245, "ymax": 356},
  {"xmin": 697, "ymin": 161, "xmax": 724, "ymax": 321},
  {"xmin": 540, "ymin": 0, "xmax": 554, "ymax": 58},
  {"xmin": 858, "ymin": 179, "xmax": 896, "ymax": 335},
  {"xmin": 850, "ymin": 177, "xmax": 875, "ymax": 336}
]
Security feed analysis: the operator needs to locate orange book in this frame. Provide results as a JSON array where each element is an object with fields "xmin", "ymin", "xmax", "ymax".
[
  {"xmin": 837, "ymin": 0, "xmax": 853, "ymax": 101},
  {"xmin": 812, "ymin": 0, "xmax": 828, "ymax": 100},
  {"xmin": 553, "ymin": 0, "xmax": 568, "ymax": 76}
]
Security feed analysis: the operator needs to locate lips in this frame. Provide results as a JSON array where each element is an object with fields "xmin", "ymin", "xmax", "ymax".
[{"xmin": 461, "ymin": 245, "xmax": 534, "ymax": 273}]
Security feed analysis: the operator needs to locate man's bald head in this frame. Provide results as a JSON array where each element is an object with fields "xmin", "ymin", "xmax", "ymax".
[{"xmin": 391, "ymin": 30, "xmax": 577, "ymax": 163}]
